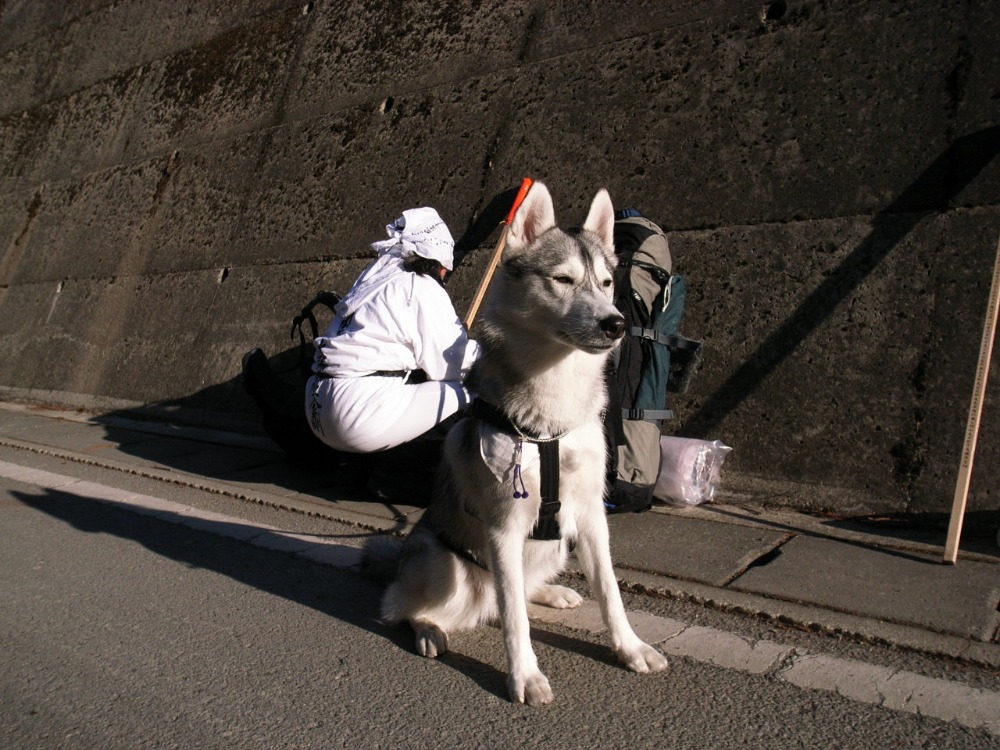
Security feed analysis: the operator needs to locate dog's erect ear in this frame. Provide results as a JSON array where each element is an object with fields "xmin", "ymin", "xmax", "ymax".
[
  {"xmin": 583, "ymin": 188, "xmax": 615, "ymax": 253},
  {"xmin": 506, "ymin": 181, "xmax": 556, "ymax": 254}
]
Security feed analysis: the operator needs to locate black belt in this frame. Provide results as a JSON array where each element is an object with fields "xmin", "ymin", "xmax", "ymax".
[{"xmin": 315, "ymin": 369, "xmax": 428, "ymax": 383}]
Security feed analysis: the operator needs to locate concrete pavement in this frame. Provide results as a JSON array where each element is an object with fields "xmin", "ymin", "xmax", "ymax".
[
  {"xmin": 7, "ymin": 478, "xmax": 999, "ymax": 747},
  {"xmin": 0, "ymin": 399, "xmax": 997, "ymax": 673}
]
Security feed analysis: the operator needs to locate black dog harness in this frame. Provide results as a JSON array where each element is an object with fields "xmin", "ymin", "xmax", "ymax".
[{"xmin": 470, "ymin": 399, "xmax": 564, "ymax": 542}]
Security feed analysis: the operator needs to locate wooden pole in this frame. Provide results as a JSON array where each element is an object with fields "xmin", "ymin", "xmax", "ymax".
[
  {"xmin": 943, "ymin": 232, "xmax": 1000, "ymax": 564},
  {"xmin": 463, "ymin": 178, "xmax": 533, "ymax": 330}
]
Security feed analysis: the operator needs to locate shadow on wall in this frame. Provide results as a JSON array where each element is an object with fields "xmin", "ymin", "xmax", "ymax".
[
  {"xmin": 97, "ymin": 182, "xmax": 527, "ymax": 431},
  {"xmin": 140, "ymin": 182, "xmax": 525, "ymax": 423},
  {"xmin": 684, "ymin": 124, "xmax": 1000, "ymax": 438},
  {"xmin": 164, "ymin": 346, "xmax": 304, "ymax": 422}
]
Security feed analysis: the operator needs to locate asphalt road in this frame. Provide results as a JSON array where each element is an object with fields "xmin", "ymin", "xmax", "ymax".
[{"xmin": 1, "ymin": 476, "xmax": 996, "ymax": 750}]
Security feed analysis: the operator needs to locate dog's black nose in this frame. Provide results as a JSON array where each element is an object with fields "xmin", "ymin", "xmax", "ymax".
[{"xmin": 600, "ymin": 315, "xmax": 626, "ymax": 339}]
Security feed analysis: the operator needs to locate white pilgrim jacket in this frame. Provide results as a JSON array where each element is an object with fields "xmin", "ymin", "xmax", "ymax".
[{"xmin": 314, "ymin": 268, "xmax": 478, "ymax": 381}]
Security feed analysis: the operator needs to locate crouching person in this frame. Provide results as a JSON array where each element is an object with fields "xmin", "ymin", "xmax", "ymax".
[{"xmin": 305, "ymin": 207, "xmax": 479, "ymax": 498}]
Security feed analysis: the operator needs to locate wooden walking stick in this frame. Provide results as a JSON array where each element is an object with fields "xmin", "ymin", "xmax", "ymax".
[
  {"xmin": 463, "ymin": 177, "xmax": 533, "ymax": 329},
  {"xmin": 943, "ymin": 231, "xmax": 1000, "ymax": 564}
]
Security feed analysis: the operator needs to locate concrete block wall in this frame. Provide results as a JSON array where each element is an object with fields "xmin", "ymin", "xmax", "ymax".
[{"xmin": 0, "ymin": 0, "xmax": 997, "ymax": 515}]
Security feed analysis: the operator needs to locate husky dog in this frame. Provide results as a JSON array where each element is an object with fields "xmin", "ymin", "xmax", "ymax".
[{"xmin": 371, "ymin": 182, "xmax": 668, "ymax": 705}]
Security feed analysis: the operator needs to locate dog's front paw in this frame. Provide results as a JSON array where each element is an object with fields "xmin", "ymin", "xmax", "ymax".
[
  {"xmin": 530, "ymin": 584, "xmax": 584, "ymax": 610},
  {"xmin": 508, "ymin": 670, "xmax": 554, "ymax": 706},
  {"xmin": 413, "ymin": 621, "xmax": 449, "ymax": 659},
  {"xmin": 618, "ymin": 642, "xmax": 669, "ymax": 674}
]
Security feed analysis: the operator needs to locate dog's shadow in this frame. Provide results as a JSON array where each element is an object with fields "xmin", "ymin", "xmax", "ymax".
[
  {"xmin": 13, "ymin": 486, "xmax": 615, "ymax": 703},
  {"xmin": 435, "ymin": 651, "xmax": 509, "ymax": 701},
  {"xmin": 434, "ymin": 622, "xmax": 622, "ymax": 703},
  {"xmin": 12, "ymin": 487, "xmax": 413, "ymax": 650}
]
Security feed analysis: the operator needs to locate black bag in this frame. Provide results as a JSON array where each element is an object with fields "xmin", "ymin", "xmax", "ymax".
[
  {"xmin": 244, "ymin": 289, "xmax": 443, "ymax": 502},
  {"xmin": 605, "ymin": 212, "xmax": 702, "ymax": 513},
  {"xmin": 241, "ymin": 292, "xmax": 343, "ymax": 465}
]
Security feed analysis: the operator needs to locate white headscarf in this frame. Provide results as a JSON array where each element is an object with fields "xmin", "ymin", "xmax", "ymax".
[
  {"xmin": 369, "ymin": 207, "xmax": 455, "ymax": 270},
  {"xmin": 335, "ymin": 207, "xmax": 455, "ymax": 318}
]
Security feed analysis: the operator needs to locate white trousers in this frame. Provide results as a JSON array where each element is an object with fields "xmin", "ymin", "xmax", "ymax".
[{"xmin": 305, "ymin": 374, "xmax": 472, "ymax": 453}]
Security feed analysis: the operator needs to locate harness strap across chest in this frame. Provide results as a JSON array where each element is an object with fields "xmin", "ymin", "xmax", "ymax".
[{"xmin": 470, "ymin": 399, "xmax": 562, "ymax": 541}]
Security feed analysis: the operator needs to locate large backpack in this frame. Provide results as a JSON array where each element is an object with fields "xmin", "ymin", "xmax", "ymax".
[{"xmin": 605, "ymin": 212, "xmax": 702, "ymax": 514}]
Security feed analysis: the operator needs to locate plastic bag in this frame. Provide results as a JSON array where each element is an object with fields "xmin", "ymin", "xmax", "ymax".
[{"xmin": 653, "ymin": 437, "xmax": 732, "ymax": 507}]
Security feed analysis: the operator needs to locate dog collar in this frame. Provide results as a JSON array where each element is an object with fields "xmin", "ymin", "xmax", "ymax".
[{"xmin": 469, "ymin": 399, "xmax": 569, "ymax": 443}]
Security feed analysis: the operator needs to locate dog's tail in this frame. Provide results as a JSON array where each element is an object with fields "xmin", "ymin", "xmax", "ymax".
[{"xmin": 360, "ymin": 535, "xmax": 403, "ymax": 584}]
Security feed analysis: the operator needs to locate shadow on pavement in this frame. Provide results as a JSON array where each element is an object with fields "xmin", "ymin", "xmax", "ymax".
[
  {"xmin": 13, "ymin": 485, "xmax": 604, "ymax": 702},
  {"xmin": 14, "ymin": 485, "xmax": 392, "ymax": 632},
  {"xmin": 826, "ymin": 510, "xmax": 1000, "ymax": 560}
]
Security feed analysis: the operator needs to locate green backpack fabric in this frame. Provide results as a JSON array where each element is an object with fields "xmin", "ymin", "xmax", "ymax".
[{"xmin": 605, "ymin": 213, "xmax": 702, "ymax": 514}]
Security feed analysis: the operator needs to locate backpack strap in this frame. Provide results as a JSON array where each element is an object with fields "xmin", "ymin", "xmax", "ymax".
[
  {"xmin": 290, "ymin": 291, "xmax": 342, "ymax": 377},
  {"xmin": 291, "ymin": 291, "xmax": 342, "ymax": 344},
  {"xmin": 624, "ymin": 257, "xmax": 671, "ymax": 285},
  {"xmin": 622, "ymin": 407, "xmax": 674, "ymax": 421},
  {"xmin": 630, "ymin": 327, "xmax": 701, "ymax": 350}
]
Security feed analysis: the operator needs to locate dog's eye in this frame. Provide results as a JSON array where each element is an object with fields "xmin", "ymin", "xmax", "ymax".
[
  {"xmin": 553, "ymin": 275, "xmax": 574, "ymax": 285},
  {"xmin": 601, "ymin": 278, "xmax": 613, "ymax": 288}
]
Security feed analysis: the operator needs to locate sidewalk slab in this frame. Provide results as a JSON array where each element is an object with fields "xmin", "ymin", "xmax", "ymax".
[
  {"xmin": 145, "ymin": 442, "xmax": 279, "ymax": 476},
  {"xmin": 607, "ymin": 510, "xmax": 790, "ymax": 587},
  {"xmin": 92, "ymin": 434, "xmax": 279, "ymax": 476},
  {"xmin": 0, "ymin": 409, "xmax": 58, "ymax": 433},
  {"xmin": 730, "ymin": 535, "xmax": 1000, "ymax": 641},
  {"xmin": 216, "ymin": 462, "xmax": 342, "ymax": 496},
  {"xmin": 0, "ymin": 417, "xmax": 141, "ymax": 454}
]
